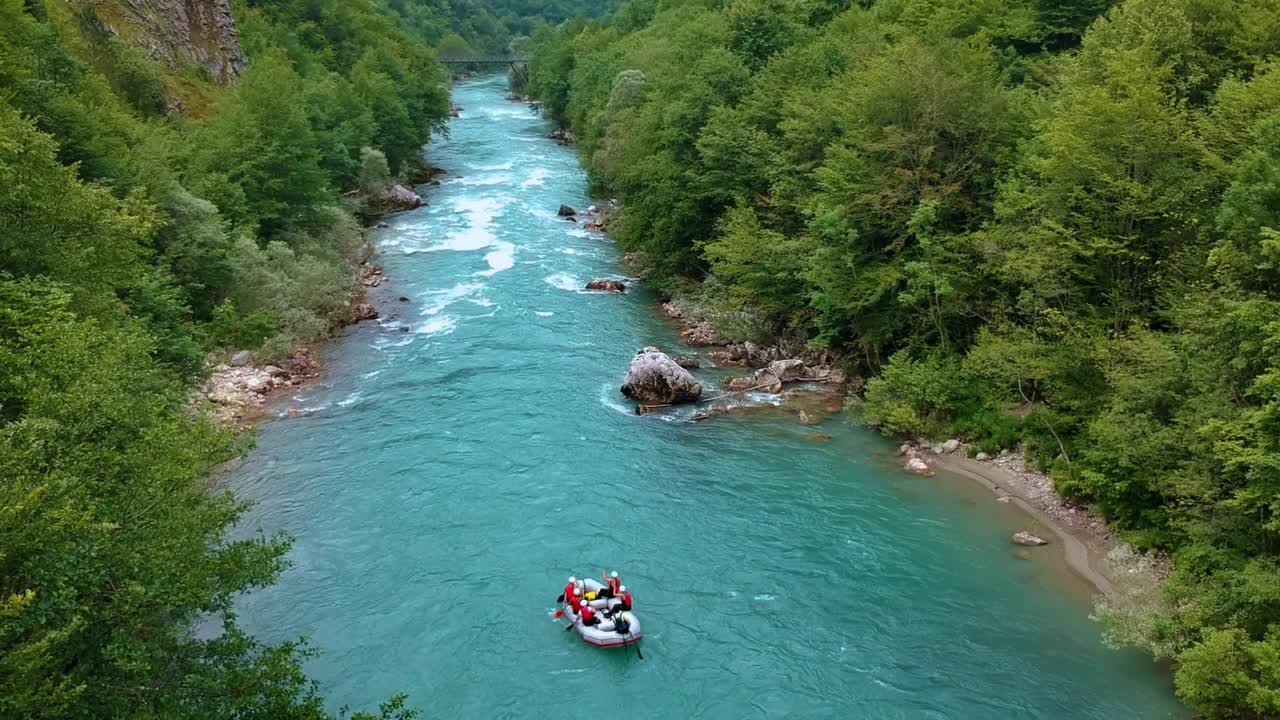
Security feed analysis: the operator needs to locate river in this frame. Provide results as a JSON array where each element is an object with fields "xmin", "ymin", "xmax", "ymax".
[{"xmin": 226, "ymin": 75, "xmax": 1187, "ymax": 719}]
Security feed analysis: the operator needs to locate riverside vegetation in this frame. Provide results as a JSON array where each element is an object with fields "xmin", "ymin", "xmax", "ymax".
[
  {"xmin": 0, "ymin": 0, "xmax": 493, "ymax": 716},
  {"xmin": 526, "ymin": 0, "xmax": 1280, "ymax": 717}
]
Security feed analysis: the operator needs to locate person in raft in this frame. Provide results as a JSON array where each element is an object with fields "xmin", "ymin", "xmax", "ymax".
[
  {"xmin": 601, "ymin": 570, "xmax": 622, "ymax": 598},
  {"xmin": 576, "ymin": 600, "xmax": 600, "ymax": 627},
  {"xmin": 561, "ymin": 576, "xmax": 577, "ymax": 603},
  {"xmin": 601, "ymin": 585, "xmax": 632, "ymax": 619}
]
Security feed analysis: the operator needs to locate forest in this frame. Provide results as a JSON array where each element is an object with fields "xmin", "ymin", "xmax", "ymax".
[
  {"xmin": 526, "ymin": 0, "xmax": 1280, "ymax": 717},
  {"xmin": 0, "ymin": 0, "xmax": 456, "ymax": 716},
  {"xmin": 386, "ymin": 0, "xmax": 620, "ymax": 55}
]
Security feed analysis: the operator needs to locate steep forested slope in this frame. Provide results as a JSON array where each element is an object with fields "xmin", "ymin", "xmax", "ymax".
[
  {"xmin": 528, "ymin": 1, "xmax": 1280, "ymax": 716},
  {"xmin": 0, "ymin": 0, "xmax": 447, "ymax": 716}
]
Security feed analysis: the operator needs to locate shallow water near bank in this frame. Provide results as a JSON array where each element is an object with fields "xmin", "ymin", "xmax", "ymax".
[{"xmin": 226, "ymin": 75, "xmax": 1186, "ymax": 719}]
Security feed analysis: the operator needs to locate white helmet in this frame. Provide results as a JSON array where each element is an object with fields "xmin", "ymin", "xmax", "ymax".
[
  {"xmin": 610, "ymin": 571, "xmax": 619, "ymax": 579},
  {"xmin": 568, "ymin": 576, "xmax": 576, "ymax": 583},
  {"xmin": 619, "ymin": 586, "xmax": 627, "ymax": 593}
]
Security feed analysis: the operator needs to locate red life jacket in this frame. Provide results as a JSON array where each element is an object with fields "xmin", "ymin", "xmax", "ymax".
[
  {"xmin": 580, "ymin": 604, "xmax": 596, "ymax": 622},
  {"xmin": 563, "ymin": 582, "xmax": 575, "ymax": 600},
  {"xmin": 617, "ymin": 591, "xmax": 633, "ymax": 610}
]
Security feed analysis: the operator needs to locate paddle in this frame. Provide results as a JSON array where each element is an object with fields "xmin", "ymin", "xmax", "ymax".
[{"xmin": 626, "ymin": 631, "xmax": 643, "ymax": 660}]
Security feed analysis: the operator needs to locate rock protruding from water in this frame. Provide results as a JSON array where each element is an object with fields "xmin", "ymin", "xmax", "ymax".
[
  {"xmin": 1012, "ymin": 531, "xmax": 1049, "ymax": 546},
  {"xmin": 558, "ymin": 204, "xmax": 577, "ymax": 218},
  {"xmin": 549, "ymin": 128, "xmax": 576, "ymax": 145},
  {"xmin": 586, "ymin": 279, "xmax": 626, "ymax": 293},
  {"xmin": 382, "ymin": 184, "xmax": 423, "ymax": 211},
  {"xmin": 622, "ymin": 347, "xmax": 703, "ymax": 406}
]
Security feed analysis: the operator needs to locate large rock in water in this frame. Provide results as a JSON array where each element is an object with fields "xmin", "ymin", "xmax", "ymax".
[
  {"xmin": 621, "ymin": 347, "xmax": 703, "ymax": 405},
  {"xmin": 383, "ymin": 184, "xmax": 423, "ymax": 211},
  {"xmin": 586, "ymin": 279, "xmax": 626, "ymax": 293}
]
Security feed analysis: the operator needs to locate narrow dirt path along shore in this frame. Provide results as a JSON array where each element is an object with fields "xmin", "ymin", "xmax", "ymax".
[{"xmin": 223, "ymin": 76, "xmax": 1187, "ymax": 719}]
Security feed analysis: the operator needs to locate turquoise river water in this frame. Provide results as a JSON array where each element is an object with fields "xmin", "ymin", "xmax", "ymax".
[{"xmin": 227, "ymin": 76, "xmax": 1187, "ymax": 719}]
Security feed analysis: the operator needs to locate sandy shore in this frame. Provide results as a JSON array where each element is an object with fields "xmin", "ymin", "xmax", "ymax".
[{"xmin": 915, "ymin": 448, "xmax": 1167, "ymax": 599}]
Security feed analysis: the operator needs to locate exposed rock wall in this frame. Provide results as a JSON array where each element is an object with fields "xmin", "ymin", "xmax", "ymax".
[{"xmin": 98, "ymin": 0, "xmax": 246, "ymax": 83}]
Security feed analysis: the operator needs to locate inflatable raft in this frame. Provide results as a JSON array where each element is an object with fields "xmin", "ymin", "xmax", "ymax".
[{"xmin": 565, "ymin": 578, "xmax": 643, "ymax": 648}]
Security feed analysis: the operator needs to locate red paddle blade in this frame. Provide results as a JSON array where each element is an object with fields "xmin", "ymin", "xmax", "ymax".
[{"xmin": 553, "ymin": 610, "xmax": 564, "ymax": 618}]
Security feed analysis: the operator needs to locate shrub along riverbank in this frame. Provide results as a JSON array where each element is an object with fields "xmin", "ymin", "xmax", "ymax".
[
  {"xmin": 0, "ymin": 0, "xmax": 449, "ymax": 716},
  {"xmin": 527, "ymin": 0, "xmax": 1280, "ymax": 716}
]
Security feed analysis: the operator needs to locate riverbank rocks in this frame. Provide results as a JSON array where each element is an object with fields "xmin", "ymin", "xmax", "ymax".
[
  {"xmin": 586, "ymin": 279, "xmax": 626, "ymax": 293},
  {"xmin": 382, "ymin": 184, "xmax": 423, "ymax": 211},
  {"xmin": 548, "ymin": 128, "xmax": 576, "ymax": 144},
  {"xmin": 661, "ymin": 301, "xmax": 684, "ymax": 320},
  {"xmin": 621, "ymin": 347, "xmax": 703, "ymax": 406},
  {"xmin": 230, "ymin": 350, "xmax": 253, "ymax": 367},
  {"xmin": 905, "ymin": 457, "xmax": 934, "ymax": 477},
  {"xmin": 362, "ymin": 265, "xmax": 385, "ymax": 287},
  {"xmin": 351, "ymin": 303, "xmax": 378, "ymax": 322},
  {"xmin": 711, "ymin": 341, "xmax": 782, "ymax": 368},
  {"xmin": 798, "ymin": 410, "xmax": 820, "ymax": 426},
  {"xmin": 680, "ymin": 321, "xmax": 723, "ymax": 347},
  {"xmin": 1012, "ymin": 531, "xmax": 1049, "ymax": 546},
  {"xmin": 673, "ymin": 355, "xmax": 701, "ymax": 369},
  {"xmin": 942, "ymin": 438, "xmax": 961, "ymax": 454},
  {"xmin": 722, "ymin": 376, "xmax": 758, "ymax": 392}
]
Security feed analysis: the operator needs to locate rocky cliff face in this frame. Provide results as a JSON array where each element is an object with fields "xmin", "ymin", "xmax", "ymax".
[{"xmin": 97, "ymin": 0, "xmax": 246, "ymax": 83}]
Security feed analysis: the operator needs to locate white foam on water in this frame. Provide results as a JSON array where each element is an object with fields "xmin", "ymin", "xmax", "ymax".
[
  {"xmin": 481, "ymin": 106, "xmax": 533, "ymax": 119},
  {"xmin": 521, "ymin": 167, "xmax": 548, "ymax": 188},
  {"xmin": 477, "ymin": 241, "xmax": 515, "ymax": 277},
  {"xmin": 433, "ymin": 197, "xmax": 506, "ymax": 252},
  {"xmin": 534, "ymin": 311, "xmax": 555, "ymax": 317},
  {"xmin": 421, "ymin": 282, "xmax": 485, "ymax": 316},
  {"xmin": 337, "ymin": 392, "xmax": 363, "ymax": 407},
  {"xmin": 361, "ymin": 370, "xmax": 383, "ymax": 379},
  {"xmin": 525, "ymin": 207, "xmax": 557, "ymax": 221},
  {"xmin": 468, "ymin": 297, "xmax": 496, "ymax": 308},
  {"xmin": 544, "ymin": 273, "xmax": 579, "ymax": 291},
  {"xmin": 456, "ymin": 173, "xmax": 513, "ymax": 187},
  {"xmin": 753, "ymin": 594, "xmax": 776, "ymax": 601},
  {"xmin": 472, "ymin": 161, "xmax": 513, "ymax": 171},
  {"xmin": 415, "ymin": 315, "xmax": 458, "ymax": 336},
  {"xmin": 566, "ymin": 228, "xmax": 591, "ymax": 238}
]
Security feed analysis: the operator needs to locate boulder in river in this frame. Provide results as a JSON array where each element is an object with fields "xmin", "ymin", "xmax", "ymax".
[
  {"xmin": 673, "ymin": 355, "xmax": 701, "ymax": 369},
  {"xmin": 1012, "ymin": 531, "xmax": 1049, "ymax": 547},
  {"xmin": 558, "ymin": 204, "xmax": 577, "ymax": 217},
  {"xmin": 798, "ymin": 410, "xmax": 820, "ymax": 426},
  {"xmin": 621, "ymin": 347, "xmax": 703, "ymax": 405},
  {"xmin": 586, "ymin": 279, "xmax": 626, "ymax": 293},
  {"xmin": 383, "ymin": 184, "xmax": 423, "ymax": 211}
]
